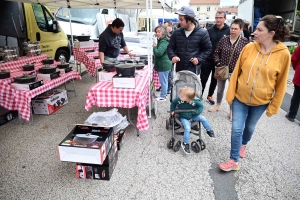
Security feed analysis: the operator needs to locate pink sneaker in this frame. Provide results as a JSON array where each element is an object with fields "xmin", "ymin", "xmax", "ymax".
[
  {"xmin": 219, "ymin": 159, "xmax": 240, "ymax": 171},
  {"xmin": 240, "ymin": 145, "xmax": 247, "ymax": 158}
]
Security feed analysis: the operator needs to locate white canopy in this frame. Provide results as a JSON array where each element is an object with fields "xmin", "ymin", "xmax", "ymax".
[{"xmin": 6, "ymin": 0, "xmax": 165, "ymax": 9}]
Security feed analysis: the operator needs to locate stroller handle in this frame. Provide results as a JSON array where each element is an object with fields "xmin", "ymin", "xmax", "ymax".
[{"xmin": 168, "ymin": 109, "xmax": 195, "ymax": 113}]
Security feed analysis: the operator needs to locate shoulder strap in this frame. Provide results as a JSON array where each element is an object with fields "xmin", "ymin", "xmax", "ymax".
[{"xmin": 228, "ymin": 36, "xmax": 241, "ymax": 65}]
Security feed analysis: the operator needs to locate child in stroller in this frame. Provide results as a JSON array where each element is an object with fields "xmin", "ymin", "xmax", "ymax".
[{"xmin": 170, "ymin": 86, "xmax": 215, "ymax": 154}]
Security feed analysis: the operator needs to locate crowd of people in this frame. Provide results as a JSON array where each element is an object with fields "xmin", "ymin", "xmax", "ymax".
[{"xmin": 97, "ymin": 6, "xmax": 296, "ymax": 172}]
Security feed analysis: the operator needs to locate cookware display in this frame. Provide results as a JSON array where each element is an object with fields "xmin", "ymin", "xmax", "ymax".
[
  {"xmin": 135, "ymin": 62, "xmax": 145, "ymax": 70},
  {"xmin": 0, "ymin": 46, "xmax": 19, "ymax": 62},
  {"xmin": 73, "ymin": 133, "xmax": 99, "ymax": 144},
  {"xmin": 14, "ymin": 74, "xmax": 36, "ymax": 83},
  {"xmin": 57, "ymin": 62, "xmax": 69, "ymax": 69},
  {"xmin": 85, "ymin": 49, "xmax": 94, "ymax": 53},
  {"xmin": 115, "ymin": 63, "xmax": 136, "ymax": 77},
  {"xmin": 23, "ymin": 41, "xmax": 41, "ymax": 57},
  {"xmin": 0, "ymin": 69, "xmax": 10, "ymax": 79},
  {"xmin": 102, "ymin": 60, "xmax": 119, "ymax": 72},
  {"xmin": 38, "ymin": 64, "xmax": 56, "ymax": 74},
  {"xmin": 22, "ymin": 63, "xmax": 35, "ymax": 71},
  {"xmin": 77, "ymin": 35, "xmax": 90, "ymax": 42},
  {"xmin": 42, "ymin": 57, "xmax": 54, "ymax": 65}
]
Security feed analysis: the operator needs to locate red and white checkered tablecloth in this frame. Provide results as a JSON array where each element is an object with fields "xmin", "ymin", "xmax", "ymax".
[
  {"xmin": 72, "ymin": 46, "xmax": 98, "ymax": 63},
  {"xmin": 0, "ymin": 55, "xmax": 48, "ymax": 73},
  {"xmin": 152, "ymin": 70, "xmax": 160, "ymax": 89},
  {"xmin": 85, "ymin": 68, "xmax": 151, "ymax": 131},
  {"xmin": 4, "ymin": 71, "xmax": 81, "ymax": 121}
]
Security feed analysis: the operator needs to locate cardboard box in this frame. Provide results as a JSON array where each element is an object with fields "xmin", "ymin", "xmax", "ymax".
[
  {"xmin": 32, "ymin": 89, "xmax": 68, "ymax": 115},
  {"xmin": 74, "ymin": 40, "xmax": 95, "ymax": 48},
  {"xmin": 114, "ymin": 130, "xmax": 126, "ymax": 150},
  {"xmin": 0, "ymin": 106, "xmax": 18, "ymax": 126},
  {"xmin": 112, "ymin": 75, "xmax": 136, "ymax": 89},
  {"xmin": 75, "ymin": 150, "xmax": 118, "ymax": 180},
  {"xmin": 58, "ymin": 125, "xmax": 114, "ymax": 165},
  {"xmin": 98, "ymin": 70, "xmax": 116, "ymax": 82}
]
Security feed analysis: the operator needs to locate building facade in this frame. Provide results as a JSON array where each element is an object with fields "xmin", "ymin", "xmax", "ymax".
[{"xmin": 189, "ymin": 0, "xmax": 220, "ymax": 20}]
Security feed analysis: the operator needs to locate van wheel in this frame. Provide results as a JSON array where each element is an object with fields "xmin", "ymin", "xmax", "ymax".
[{"xmin": 55, "ymin": 49, "xmax": 69, "ymax": 62}]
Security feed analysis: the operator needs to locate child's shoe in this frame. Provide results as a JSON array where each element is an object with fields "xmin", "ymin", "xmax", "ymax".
[
  {"xmin": 181, "ymin": 142, "xmax": 191, "ymax": 154},
  {"xmin": 207, "ymin": 130, "xmax": 215, "ymax": 138},
  {"xmin": 219, "ymin": 159, "xmax": 240, "ymax": 171}
]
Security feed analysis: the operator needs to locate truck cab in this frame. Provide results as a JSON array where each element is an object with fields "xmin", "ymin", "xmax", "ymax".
[{"xmin": 0, "ymin": 1, "xmax": 71, "ymax": 62}]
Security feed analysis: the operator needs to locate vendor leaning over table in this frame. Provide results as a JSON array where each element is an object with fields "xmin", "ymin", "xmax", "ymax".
[{"xmin": 98, "ymin": 18, "xmax": 133, "ymax": 63}]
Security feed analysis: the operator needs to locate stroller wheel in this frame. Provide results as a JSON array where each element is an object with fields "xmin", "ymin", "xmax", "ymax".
[
  {"xmin": 191, "ymin": 141, "xmax": 200, "ymax": 153},
  {"xmin": 197, "ymin": 139, "xmax": 206, "ymax": 150},
  {"xmin": 173, "ymin": 141, "xmax": 181, "ymax": 152},
  {"xmin": 166, "ymin": 119, "xmax": 170, "ymax": 130},
  {"xmin": 167, "ymin": 138, "xmax": 175, "ymax": 149}
]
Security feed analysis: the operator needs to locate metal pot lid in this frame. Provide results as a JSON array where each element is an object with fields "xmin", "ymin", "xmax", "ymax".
[
  {"xmin": 0, "ymin": 69, "xmax": 9, "ymax": 74},
  {"xmin": 116, "ymin": 63, "xmax": 135, "ymax": 68},
  {"xmin": 15, "ymin": 74, "xmax": 36, "ymax": 79},
  {"xmin": 135, "ymin": 62, "xmax": 145, "ymax": 67},
  {"xmin": 75, "ymin": 133, "xmax": 99, "ymax": 139},
  {"xmin": 23, "ymin": 63, "xmax": 34, "ymax": 67},
  {"xmin": 103, "ymin": 60, "xmax": 119, "ymax": 64},
  {"xmin": 41, "ymin": 64, "xmax": 56, "ymax": 69}
]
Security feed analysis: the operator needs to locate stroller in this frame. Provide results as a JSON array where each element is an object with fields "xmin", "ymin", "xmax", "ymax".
[{"xmin": 166, "ymin": 69, "xmax": 206, "ymax": 153}]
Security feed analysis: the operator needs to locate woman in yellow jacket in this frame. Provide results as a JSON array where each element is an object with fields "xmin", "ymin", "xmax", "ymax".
[{"xmin": 219, "ymin": 15, "xmax": 291, "ymax": 172}]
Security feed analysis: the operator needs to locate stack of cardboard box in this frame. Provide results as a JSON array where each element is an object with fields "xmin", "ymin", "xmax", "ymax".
[{"xmin": 58, "ymin": 125, "xmax": 124, "ymax": 180}]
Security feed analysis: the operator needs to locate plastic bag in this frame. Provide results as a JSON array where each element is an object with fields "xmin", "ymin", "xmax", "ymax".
[
  {"xmin": 113, "ymin": 116, "xmax": 130, "ymax": 134},
  {"xmin": 85, "ymin": 108, "xmax": 123, "ymax": 127}
]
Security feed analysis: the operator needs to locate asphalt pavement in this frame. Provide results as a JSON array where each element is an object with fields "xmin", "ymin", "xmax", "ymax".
[{"xmin": 0, "ymin": 64, "xmax": 299, "ymax": 200}]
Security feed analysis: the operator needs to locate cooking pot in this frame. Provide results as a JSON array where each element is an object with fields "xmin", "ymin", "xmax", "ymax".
[
  {"xmin": 14, "ymin": 74, "xmax": 36, "ymax": 83},
  {"xmin": 0, "ymin": 69, "xmax": 10, "ymax": 79},
  {"xmin": 42, "ymin": 57, "xmax": 54, "ymax": 65},
  {"xmin": 22, "ymin": 63, "xmax": 35, "ymax": 71},
  {"xmin": 102, "ymin": 60, "xmax": 119, "ymax": 72},
  {"xmin": 135, "ymin": 62, "xmax": 145, "ymax": 70},
  {"xmin": 115, "ymin": 63, "xmax": 136, "ymax": 77},
  {"xmin": 57, "ymin": 63, "xmax": 69, "ymax": 69},
  {"xmin": 139, "ymin": 59, "xmax": 148, "ymax": 65},
  {"xmin": 77, "ymin": 35, "xmax": 90, "ymax": 41},
  {"xmin": 85, "ymin": 49, "xmax": 94, "ymax": 53},
  {"xmin": 73, "ymin": 133, "xmax": 99, "ymax": 144},
  {"xmin": 38, "ymin": 65, "xmax": 56, "ymax": 74}
]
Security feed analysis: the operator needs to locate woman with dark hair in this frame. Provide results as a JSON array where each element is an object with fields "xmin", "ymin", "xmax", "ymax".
[
  {"xmin": 153, "ymin": 26, "xmax": 172, "ymax": 101},
  {"xmin": 219, "ymin": 15, "xmax": 290, "ymax": 171},
  {"xmin": 243, "ymin": 21, "xmax": 251, "ymax": 41},
  {"xmin": 208, "ymin": 19, "xmax": 249, "ymax": 122}
]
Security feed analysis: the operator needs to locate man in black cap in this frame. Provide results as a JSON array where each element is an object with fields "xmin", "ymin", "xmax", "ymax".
[{"xmin": 167, "ymin": 6, "xmax": 212, "ymax": 74}]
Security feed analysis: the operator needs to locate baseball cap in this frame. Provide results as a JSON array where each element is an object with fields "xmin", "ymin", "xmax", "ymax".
[{"xmin": 175, "ymin": 6, "xmax": 196, "ymax": 18}]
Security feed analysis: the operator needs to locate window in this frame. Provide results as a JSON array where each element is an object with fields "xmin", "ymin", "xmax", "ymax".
[
  {"xmin": 207, "ymin": 7, "xmax": 210, "ymax": 12},
  {"xmin": 32, "ymin": 4, "xmax": 53, "ymax": 32},
  {"xmin": 55, "ymin": 8, "xmax": 100, "ymax": 25},
  {"xmin": 197, "ymin": 6, "xmax": 200, "ymax": 11}
]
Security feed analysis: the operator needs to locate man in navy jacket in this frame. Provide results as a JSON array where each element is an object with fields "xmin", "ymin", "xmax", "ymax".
[{"xmin": 167, "ymin": 6, "xmax": 212, "ymax": 75}]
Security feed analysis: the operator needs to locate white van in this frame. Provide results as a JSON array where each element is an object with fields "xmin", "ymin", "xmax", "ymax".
[{"xmin": 55, "ymin": 8, "xmax": 116, "ymax": 40}]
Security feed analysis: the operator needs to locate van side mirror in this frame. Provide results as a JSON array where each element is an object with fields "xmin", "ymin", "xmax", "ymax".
[
  {"xmin": 52, "ymin": 20, "xmax": 60, "ymax": 33},
  {"xmin": 101, "ymin": 9, "xmax": 108, "ymax": 15}
]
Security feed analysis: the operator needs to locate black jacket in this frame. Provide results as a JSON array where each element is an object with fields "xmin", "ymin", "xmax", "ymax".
[
  {"xmin": 204, "ymin": 23, "xmax": 230, "ymax": 65},
  {"xmin": 98, "ymin": 24, "xmax": 126, "ymax": 58},
  {"xmin": 167, "ymin": 22, "xmax": 212, "ymax": 74}
]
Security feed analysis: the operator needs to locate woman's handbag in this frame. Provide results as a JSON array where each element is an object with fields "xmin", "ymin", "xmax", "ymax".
[
  {"xmin": 214, "ymin": 36, "xmax": 241, "ymax": 80},
  {"xmin": 214, "ymin": 65, "xmax": 229, "ymax": 80}
]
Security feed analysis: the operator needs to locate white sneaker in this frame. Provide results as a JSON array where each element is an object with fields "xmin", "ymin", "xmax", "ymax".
[{"xmin": 155, "ymin": 97, "xmax": 166, "ymax": 101}]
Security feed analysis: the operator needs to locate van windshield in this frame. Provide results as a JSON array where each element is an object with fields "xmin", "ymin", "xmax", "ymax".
[{"xmin": 55, "ymin": 8, "xmax": 99, "ymax": 25}]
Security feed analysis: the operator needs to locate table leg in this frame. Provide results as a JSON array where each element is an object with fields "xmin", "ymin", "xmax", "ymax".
[
  {"xmin": 64, "ymin": 79, "xmax": 77, "ymax": 97},
  {"xmin": 127, "ymin": 108, "xmax": 139, "ymax": 136}
]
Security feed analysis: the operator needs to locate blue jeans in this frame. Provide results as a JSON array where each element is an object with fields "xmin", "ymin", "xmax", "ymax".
[
  {"xmin": 104, "ymin": 56, "xmax": 119, "ymax": 61},
  {"xmin": 180, "ymin": 115, "xmax": 212, "ymax": 144},
  {"xmin": 158, "ymin": 71, "xmax": 170, "ymax": 98},
  {"xmin": 230, "ymin": 98, "xmax": 268, "ymax": 162}
]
